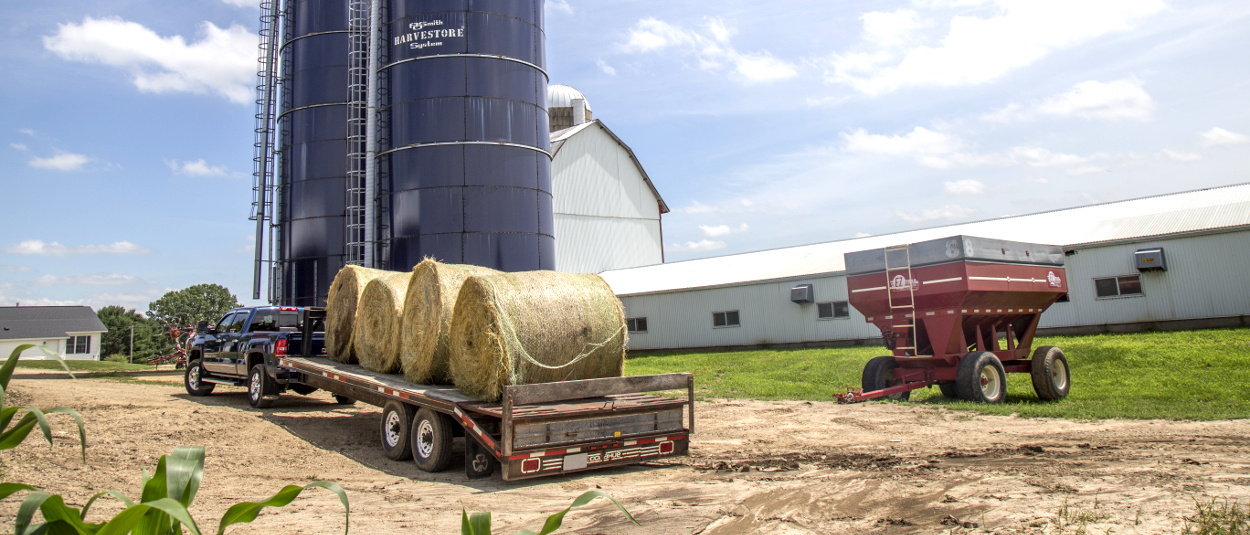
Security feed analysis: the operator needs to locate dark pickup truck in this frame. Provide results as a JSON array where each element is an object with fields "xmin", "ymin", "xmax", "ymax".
[{"xmin": 183, "ymin": 306, "xmax": 338, "ymax": 408}]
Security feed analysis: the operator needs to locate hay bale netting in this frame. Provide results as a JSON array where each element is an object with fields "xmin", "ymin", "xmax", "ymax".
[
  {"xmin": 325, "ymin": 265, "xmax": 390, "ymax": 363},
  {"xmin": 354, "ymin": 271, "xmax": 411, "ymax": 373},
  {"xmin": 448, "ymin": 271, "xmax": 627, "ymax": 402},
  {"xmin": 400, "ymin": 260, "xmax": 500, "ymax": 385}
]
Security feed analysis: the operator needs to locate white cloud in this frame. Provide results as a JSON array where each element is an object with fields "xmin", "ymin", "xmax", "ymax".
[
  {"xmin": 843, "ymin": 126, "xmax": 1103, "ymax": 172},
  {"xmin": 32, "ymin": 273, "xmax": 148, "ymax": 287},
  {"xmin": 10, "ymin": 143, "xmax": 27, "ymax": 151},
  {"xmin": 986, "ymin": 79, "xmax": 1156, "ymax": 122},
  {"xmin": 19, "ymin": 129, "xmax": 35, "ymax": 136},
  {"xmin": 1163, "ymin": 149, "xmax": 1201, "ymax": 162},
  {"xmin": 29, "ymin": 151, "xmax": 90, "ymax": 171},
  {"xmin": 819, "ymin": 1, "xmax": 1166, "ymax": 95},
  {"xmin": 679, "ymin": 200, "xmax": 717, "ymax": 214},
  {"xmin": 0, "ymin": 265, "xmax": 34, "ymax": 273},
  {"xmin": 6, "ymin": 240, "xmax": 154, "ymax": 256},
  {"xmin": 167, "ymin": 158, "xmax": 228, "ymax": 176},
  {"xmin": 667, "ymin": 240, "xmax": 727, "ymax": 252},
  {"xmin": 621, "ymin": 18, "xmax": 797, "ymax": 83},
  {"xmin": 596, "ymin": 59, "xmax": 616, "ymax": 76},
  {"xmin": 44, "ymin": 17, "xmax": 258, "ymax": 104},
  {"xmin": 899, "ymin": 204, "xmax": 975, "ymax": 223},
  {"xmin": 698, "ymin": 223, "xmax": 749, "ymax": 238},
  {"xmin": 843, "ymin": 126, "xmax": 960, "ymax": 156},
  {"xmin": 546, "ymin": 0, "xmax": 572, "ymax": 15},
  {"xmin": 944, "ymin": 179, "xmax": 985, "ymax": 194},
  {"xmin": 1200, "ymin": 127, "xmax": 1250, "ymax": 147},
  {"xmin": 1007, "ymin": 146, "xmax": 1090, "ymax": 168},
  {"xmin": 80, "ymin": 289, "xmax": 173, "ymax": 311},
  {"xmin": 219, "ymin": 0, "xmax": 256, "ymax": 6}
]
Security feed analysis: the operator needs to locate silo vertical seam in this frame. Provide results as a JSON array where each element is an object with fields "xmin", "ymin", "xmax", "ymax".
[{"xmin": 364, "ymin": 0, "xmax": 381, "ymax": 268}]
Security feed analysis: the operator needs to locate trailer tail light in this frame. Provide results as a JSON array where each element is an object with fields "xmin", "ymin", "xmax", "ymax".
[
  {"xmin": 275, "ymin": 339, "xmax": 288, "ymax": 356},
  {"xmin": 280, "ymin": 307, "xmax": 298, "ymax": 311},
  {"xmin": 521, "ymin": 458, "xmax": 541, "ymax": 474},
  {"xmin": 659, "ymin": 441, "xmax": 674, "ymax": 454}
]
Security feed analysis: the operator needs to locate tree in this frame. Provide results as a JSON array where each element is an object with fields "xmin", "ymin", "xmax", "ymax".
[
  {"xmin": 147, "ymin": 284, "xmax": 242, "ymax": 330},
  {"xmin": 98, "ymin": 306, "xmax": 163, "ymax": 360}
]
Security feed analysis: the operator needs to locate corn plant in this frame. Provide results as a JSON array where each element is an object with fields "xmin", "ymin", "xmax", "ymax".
[
  {"xmin": 2, "ymin": 445, "xmax": 349, "ymax": 535},
  {"xmin": 461, "ymin": 490, "xmax": 638, "ymax": 535},
  {"xmin": 1, "ymin": 344, "xmax": 86, "ymax": 461}
]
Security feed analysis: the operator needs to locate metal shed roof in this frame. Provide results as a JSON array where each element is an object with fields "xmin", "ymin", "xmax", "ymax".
[
  {"xmin": 0, "ymin": 306, "xmax": 107, "ymax": 341},
  {"xmin": 601, "ymin": 182, "xmax": 1250, "ymax": 296}
]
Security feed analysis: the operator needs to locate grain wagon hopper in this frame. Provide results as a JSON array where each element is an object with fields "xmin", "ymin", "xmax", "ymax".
[{"xmin": 842, "ymin": 236, "xmax": 1072, "ymax": 403}]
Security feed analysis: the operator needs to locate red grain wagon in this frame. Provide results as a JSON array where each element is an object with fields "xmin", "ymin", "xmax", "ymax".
[{"xmin": 841, "ymin": 236, "xmax": 1072, "ymax": 403}]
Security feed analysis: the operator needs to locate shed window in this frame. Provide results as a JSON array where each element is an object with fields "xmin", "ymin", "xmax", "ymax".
[
  {"xmin": 626, "ymin": 317, "xmax": 648, "ymax": 333},
  {"xmin": 66, "ymin": 335, "xmax": 90, "ymax": 354},
  {"xmin": 817, "ymin": 301, "xmax": 850, "ymax": 320},
  {"xmin": 1094, "ymin": 275, "xmax": 1143, "ymax": 298},
  {"xmin": 712, "ymin": 310, "xmax": 740, "ymax": 328}
]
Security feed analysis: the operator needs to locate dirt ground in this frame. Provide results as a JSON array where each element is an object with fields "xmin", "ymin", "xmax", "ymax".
[{"xmin": 2, "ymin": 369, "xmax": 1248, "ymax": 534}]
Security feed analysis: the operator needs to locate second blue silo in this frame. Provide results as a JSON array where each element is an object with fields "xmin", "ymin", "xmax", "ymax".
[{"xmin": 377, "ymin": 0, "xmax": 554, "ymax": 272}]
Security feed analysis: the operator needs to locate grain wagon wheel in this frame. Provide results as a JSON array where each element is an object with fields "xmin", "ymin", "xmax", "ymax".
[
  {"xmin": 379, "ymin": 401, "xmax": 415, "ymax": 461},
  {"xmin": 955, "ymin": 352, "xmax": 1007, "ymax": 404},
  {"xmin": 1030, "ymin": 346, "xmax": 1070, "ymax": 401},
  {"xmin": 862, "ymin": 356, "xmax": 910, "ymax": 401},
  {"xmin": 938, "ymin": 383, "xmax": 958, "ymax": 398}
]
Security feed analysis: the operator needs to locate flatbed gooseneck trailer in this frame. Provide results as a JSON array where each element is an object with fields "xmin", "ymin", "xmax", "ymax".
[{"xmin": 283, "ymin": 308, "xmax": 693, "ymax": 481}]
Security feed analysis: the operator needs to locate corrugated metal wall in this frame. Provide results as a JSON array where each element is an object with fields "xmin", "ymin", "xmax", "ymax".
[
  {"xmin": 552, "ymin": 123, "xmax": 662, "ymax": 273},
  {"xmin": 619, "ymin": 229, "xmax": 1250, "ymax": 350}
]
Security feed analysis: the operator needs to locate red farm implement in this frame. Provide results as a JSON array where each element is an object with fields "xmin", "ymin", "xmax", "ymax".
[{"xmin": 841, "ymin": 236, "xmax": 1072, "ymax": 404}]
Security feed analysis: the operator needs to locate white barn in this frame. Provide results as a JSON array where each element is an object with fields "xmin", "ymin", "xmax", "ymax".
[{"xmin": 0, "ymin": 306, "xmax": 107, "ymax": 361}]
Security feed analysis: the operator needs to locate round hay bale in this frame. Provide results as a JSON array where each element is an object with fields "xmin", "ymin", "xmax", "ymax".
[
  {"xmin": 448, "ymin": 271, "xmax": 627, "ymax": 402},
  {"xmin": 354, "ymin": 271, "xmax": 411, "ymax": 373},
  {"xmin": 325, "ymin": 265, "xmax": 390, "ymax": 363},
  {"xmin": 400, "ymin": 260, "xmax": 500, "ymax": 385}
]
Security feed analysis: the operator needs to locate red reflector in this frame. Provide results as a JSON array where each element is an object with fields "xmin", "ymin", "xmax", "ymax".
[
  {"xmin": 280, "ymin": 307, "xmax": 298, "ymax": 311},
  {"xmin": 659, "ymin": 441, "xmax": 674, "ymax": 454},
  {"xmin": 275, "ymin": 339, "xmax": 288, "ymax": 356},
  {"xmin": 521, "ymin": 458, "xmax": 540, "ymax": 473}
]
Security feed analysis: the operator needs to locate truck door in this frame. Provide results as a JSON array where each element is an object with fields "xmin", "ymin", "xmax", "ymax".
[
  {"xmin": 207, "ymin": 312, "xmax": 246, "ymax": 374},
  {"xmin": 237, "ymin": 309, "xmax": 280, "ymax": 375},
  {"xmin": 199, "ymin": 312, "xmax": 231, "ymax": 373}
]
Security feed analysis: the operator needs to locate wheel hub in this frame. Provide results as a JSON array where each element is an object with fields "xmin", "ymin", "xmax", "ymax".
[
  {"xmin": 417, "ymin": 420, "xmax": 434, "ymax": 457},
  {"xmin": 979, "ymin": 367, "xmax": 1001, "ymax": 399},
  {"xmin": 1053, "ymin": 359, "xmax": 1068, "ymax": 390},
  {"xmin": 384, "ymin": 411, "xmax": 402, "ymax": 447},
  {"xmin": 188, "ymin": 366, "xmax": 200, "ymax": 389},
  {"xmin": 250, "ymin": 373, "xmax": 260, "ymax": 400}
]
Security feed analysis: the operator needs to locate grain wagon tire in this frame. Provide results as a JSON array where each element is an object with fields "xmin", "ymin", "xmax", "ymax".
[
  {"xmin": 956, "ymin": 352, "xmax": 1007, "ymax": 404},
  {"xmin": 248, "ymin": 364, "xmax": 276, "ymax": 409},
  {"xmin": 411, "ymin": 408, "xmax": 454, "ymax": 472},
  {"xmin": 861, "ymin": 356, "xmax": 910, "ymax": 401},
  {"xmin": 184, "ymin": 360, "xmax": 214, "ymax": 396},
  {"xmin": 938, "ymin": 382, "xmax": 959, "ymax": 398},
  {"xmin": 1030, "ymin": 346, "xmax": 1070, "ymax": 401},
  {"xmin": 289, "ymin": 384, "xmax": 317, "ymax": 396},
  {"xmin": 379, "ymin": 401, "xmax": 415, "ymax": 461},
  {"xmin": 333, "ymin": 395, "xmax": 356, "ymax": 406}
]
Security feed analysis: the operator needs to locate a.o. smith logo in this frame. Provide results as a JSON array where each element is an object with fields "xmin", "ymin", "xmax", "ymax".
[
  {"xmin": 1047, "ymin": 271, "xmax": 1062, "ymax": 288},
  {"xmin": 890, "ymin": 275, "xmax": 919, "ymax": 292}
]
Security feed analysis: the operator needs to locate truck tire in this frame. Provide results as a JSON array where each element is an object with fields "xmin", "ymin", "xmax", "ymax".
[
  {"xmin": 1030, "ymin": 346, "xmax": 1070, "ymax": 401},
  {"xmin": 248, "ymin": 364, "xmax": 276, "ymax": 409},
  {"xmin": 184, "ymin": 360, "xmax": 214, "ymax": 396},
  {"xmin": 380, "ymin": 401, "xmax": 415, "ymax": 461},
  {"xmin": 956, "ymin": 352, "xmax": 1007, "ymax": 404},
  {"xmin": 861, "ymin": 356, "xmax": 910, "ymax": 401},
  {"xmin": 411, "ymin": 408, "xmax": 454, "ymax": 472}
]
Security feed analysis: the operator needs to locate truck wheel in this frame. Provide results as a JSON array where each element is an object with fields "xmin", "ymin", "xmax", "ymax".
[
  {"xmin": 861, "ymin": 356, "xmax": 910, "ymax": 401},
  {"xmin": 1030, "ymin": 346, "xmax": 1070, "ymax": 401},
  {"xmin": 248, "ymin": 364, "xmax": 276, "ymax": 409},
  {"xmin": 411, "ymin": 408, "xmax": 453, "ymax": 472},
  {"xmin": 333, "ymin": 395, "xmax": 356, "ymax": 406},
  {"xmin": 184, "ymin": 360, "xmax": 214, "ymax": 396},
  {"xmin": 380, "ymin": 401, "xmax": 415, "ymax": 461},
  {"xmin": 956, "ymin": 352, "xmax": 1007, "ymax": 404}
]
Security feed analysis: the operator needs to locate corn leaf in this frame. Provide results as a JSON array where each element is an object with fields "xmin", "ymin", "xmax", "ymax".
[
  {"xmin": 460, "ymin": 507, "xmax": 491, "ymax": 535},
  {"xmin": 166, "ymin": 446, "xmax": 205, "ymax": 507},
  {"xmin": 16, "ymin": 491, "xmax": 53, "ymax": 535},
  {"xmin": 136, "ymin": 455, "xmax": 171, "ymax": 534},
  {"xmin": 42, "ymin": 407, "xmax": 86, "ymax": 463},
  {"xmin": 32, "ymin": 346, "xmax": 76, "ymax": 379},
  {"xmin": 216, "ymin": 481, "xmax": 350, "ymax": 535},
  {"xmin": 0, "ymin": 414, "xmax": 39, "ymax": 451},
  {"xmin": 36, "ymin": 494, "xmax": 97, "ymax": 534},
  {"xmin": 96, "ymin": 498, "xmax": 201, "ymax": 535},
  {"xmin": 1, "ymin": 345, "xmax": 35, "ymax": 391},
  {"xmin": 517, "ymin": 491, "xmax": 639, "ymax": 535},
  {"xmin": 0, "ymin": 482, "xmax": 37, "ymax": 501},
  {"xmin": 1, "ymin": 402, "xmax": 17, "ymax": 432}
]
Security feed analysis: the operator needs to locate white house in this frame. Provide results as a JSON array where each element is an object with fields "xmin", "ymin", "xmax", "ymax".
[{"xmin": 0, "ymin": 306, "xmax": 107, "ymax": 361}]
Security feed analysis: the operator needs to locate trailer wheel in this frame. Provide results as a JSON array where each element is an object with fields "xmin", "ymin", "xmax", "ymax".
[
  {"xmin": 956, "ymin": 352, "xmax": 1007, "ymax": 404},
  {"xmin": 1030, "ymin": 346, "xmax": 1070, "ymax": 401},
  {"xmin": 290, "ymin": 384, "xmax": 317, "ymax": 396},
  {"xmin": 411, "ymin": 408, "xmax": 454, "ymax": 472},
  {"xmin": 248, "ymin": 364, "xmax": 276, "ymax": 409},
  {"xmin": 184, "ymin": 360, "xmax": 214, "ymax": 396},
  {"xmin": 938, "ymin": 383, "xmax": 958, "ymax": 398},
  {"xmin": 862, "ymin": 356, "xmax": 910, "ymax": 401},
  {"xmin": 380, "ymin": 401, "xmax": 415, "ymax": 461},
  {"xmin": 333, "ymin": 395, "xmax": 356, "ymax": 406}
]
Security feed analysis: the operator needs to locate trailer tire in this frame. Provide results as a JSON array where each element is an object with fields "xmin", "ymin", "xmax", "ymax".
[
  {"xmin": 184, "ymin": 360, "xmax": 214, "ymax": 396},
  {"xmin": 380, "ymin": 401, "xmax": 416, "ymax": 461},
  {"xmin": 248, "ymin": 364, "xmax": 276, "ymax": 408},
  {"xmin": 956, "ymin": 352, "xmax": 1007, "ymax": 404},
  {"xmin": 411, "ymin": 408, "xmax": 454, "ymax": 472},
  {"xmin": 862, "ymin": 356, "xmax": 910, "ymax": 401},
  {"xmin": 290, "ymin": 384, "xmax": 317, "ymax": 396},
  {"xmin": 938, "ymin": 383, "xmax": 958, "ymax": 398},
  {"xmin": 1030, "ymin": 346, "xmax": 1070, "ymax": 401},
  {"xmin": 333, "ymin": 395, "xmax": 356, "ymax": 406}
]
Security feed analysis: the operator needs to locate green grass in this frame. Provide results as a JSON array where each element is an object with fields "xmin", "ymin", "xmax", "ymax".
[
  {"xmin": 1, "ymin": 359, "xmax": 157, "ymax": 373},
  {"xmin": 624, "ymin": 328, "xmax": 1250, "ymax": 420}
]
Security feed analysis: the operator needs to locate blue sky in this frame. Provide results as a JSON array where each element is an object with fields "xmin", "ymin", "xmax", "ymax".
[{"xmin": 1, "ymin": 0, "xmax": 1247, "ymax": 311}]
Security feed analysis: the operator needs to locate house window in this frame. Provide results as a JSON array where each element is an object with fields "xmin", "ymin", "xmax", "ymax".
[
  {"xmin": 66, "ymin": 335, "xmax": 90, "ymax": 354},
  {"xmin": 626, "ymin": 317, "xmax": 648, "ymax": 333},
  {"xmin": 817, "ymin": 301, "xmax": 850, "ymax": 320},
  {"xmin": 712, "ymin": 310, "xmax": 740, "ymax": 328},
  {"xmin": 1094, "ymin": 275, "xmax": 1143, "ymax": 298}
]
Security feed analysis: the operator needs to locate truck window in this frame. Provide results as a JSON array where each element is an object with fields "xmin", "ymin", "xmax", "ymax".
[
  {"xmin": 221, "ymin": 313, "xmax": 247, "ymax": 334},
  {"xmin": 280, "ymin": 312, "xmax": 300, "ymax": 329},
  {"xmin": 249, "ymin": 311, "xmax": 281, "ymax": 332}
]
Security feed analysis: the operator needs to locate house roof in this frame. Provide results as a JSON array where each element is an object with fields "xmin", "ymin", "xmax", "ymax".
[
  {"xmin": 0, "ymin": 306, "xmax": 107, "ymax": 341},
  {"xmin": 550, "ymin": 120, "xmax": 670, "ymax": 214},
  {"xmin": 600, "ymin": 182, "xmax": 1250, "ymax": 296}
]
